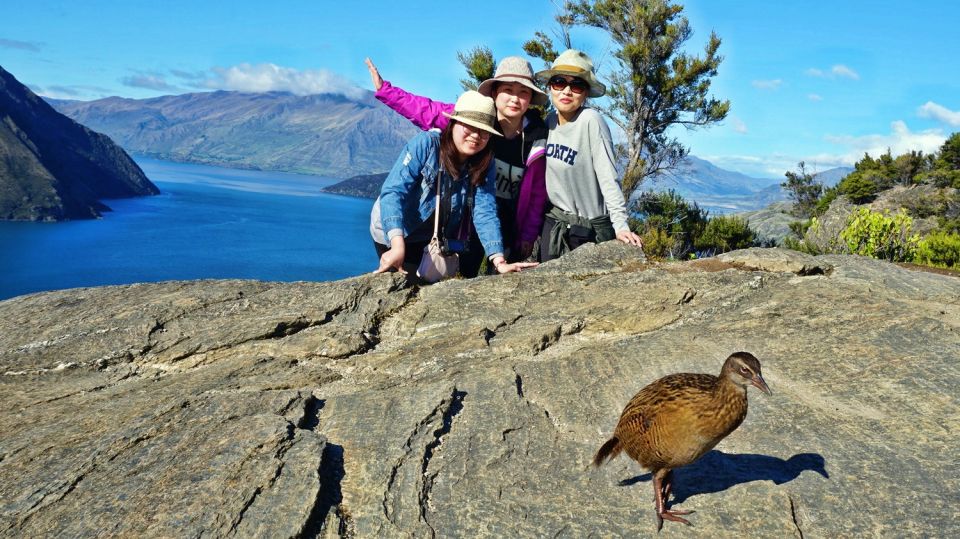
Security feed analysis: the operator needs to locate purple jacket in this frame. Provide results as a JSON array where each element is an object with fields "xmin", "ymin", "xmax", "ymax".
[{"xmin": 376, "ymin": 80, "xmax": 548, "ymax": 248}]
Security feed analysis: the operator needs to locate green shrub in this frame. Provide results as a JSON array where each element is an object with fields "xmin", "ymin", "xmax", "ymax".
[
  {"xmin": 914, "ymin": 231, "xmax": 960, "ymax": 268},
  {"xmin": 837, "ymin": 172, "xmax": 880, "ymax": 203},
  {"xmin": 937, "ymin": 132, "xmax": 960, "ymax": 170},
  {"xmin": 788, "ymin": 219, "xmax": 811, "ymax": 238},
  {"xmin": 783, "ymin": 236, "xmax": 821, "ymax": 255},
  {"xmin": 695, "ymin": 215, "xmax": 756, "ymax": 254},
  {"xmin": 840, "ymin": 208, "xmax": 920, "ymax": 262},
  {"xmin": 640, "ymin": 227, "xmax": 678, "ymax": 260},
  {"xmin": 812, "ymin": 188, "xmax": 839, "ymax": 216},
  {"xmin": 918, "ymin": 169, "xmax": 960, "ymax": 189},
  {"xmin": 632, "ymin": 189, "xmax": 708, "ymax": 259},
  {"xmin": 938, "ymin": 216, "xmax": 960, "ymax": 234}
]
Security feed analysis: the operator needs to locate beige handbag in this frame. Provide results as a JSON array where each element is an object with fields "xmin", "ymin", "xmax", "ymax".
[{"xmin": 416, "ymin": 189, "xmax": 459, "ymax": 283}]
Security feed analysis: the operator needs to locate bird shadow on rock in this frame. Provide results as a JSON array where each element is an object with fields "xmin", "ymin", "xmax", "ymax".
[{"xmin": 618, "ymin": 451, "xmax": 828, "ymax": 504}]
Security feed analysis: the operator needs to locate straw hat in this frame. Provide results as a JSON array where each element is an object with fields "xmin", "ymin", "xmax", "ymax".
[
  {"xmin": 442, "ymin": 91, "xmax": 502, "ymax": 136},
  {"xmin": 477, "ymin": 56, "xmax": 549, "ymax": 106},
  {"xmin": 535, "ymin": 49, "xmax": 606, "ymax": 98}
]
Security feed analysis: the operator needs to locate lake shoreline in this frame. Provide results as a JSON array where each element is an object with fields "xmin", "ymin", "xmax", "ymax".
[{"xmin": 0, "ymin": 158, "xmax": 377, "ymax": 301}]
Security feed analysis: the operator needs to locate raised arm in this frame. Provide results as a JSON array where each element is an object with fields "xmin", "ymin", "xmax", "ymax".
[
  {"xmin": 365, "ymin": 57, "xmax": 384, "ymax": 91},
  {"xmin": 365, "ymin": 57, "xmax": 453, "ymax": 131}
]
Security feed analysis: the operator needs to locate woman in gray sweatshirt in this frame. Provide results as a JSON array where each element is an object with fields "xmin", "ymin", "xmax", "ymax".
[{"xmin": 535, "ymin": 49, "xmax": 644, "ymax": 261}]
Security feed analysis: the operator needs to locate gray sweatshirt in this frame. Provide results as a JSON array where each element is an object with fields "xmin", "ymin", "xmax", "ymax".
[{"xmin": 544, "ymin": 107, "xmax": 630, "ymax": 232}]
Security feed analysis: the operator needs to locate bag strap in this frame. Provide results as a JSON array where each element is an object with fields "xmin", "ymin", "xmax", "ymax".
[
  {"xmin": 456, "ymin": 183, "xmax": 475, "ymax": 241},
  {"xmin": 433, "ymin": 170, "xmax": 459, "ymax": 242},
  {"xmin": 431, "ymin": 180, "xmax": 442, "ymax": 242}
]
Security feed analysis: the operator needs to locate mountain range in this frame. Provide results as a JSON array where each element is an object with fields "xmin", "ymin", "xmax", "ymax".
[
  {"xmin": 49, "ymin": 90, "xmax": 417, "ymax": 179},
  {"xmin": 647, "ymin": 156, "xmax": 852, "ymax": 213},
  {"xmin": 0, "ymin": 66, "xmax": 158, "ymax": 221},
  {"xmin": 46, "ymin": 87, "xmax": 852, "ymax": 212}
]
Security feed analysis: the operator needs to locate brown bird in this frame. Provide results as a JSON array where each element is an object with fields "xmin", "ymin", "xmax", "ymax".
[{"xmin": 593, "ymin": 352, "xmax": 771, "ymax": 531}]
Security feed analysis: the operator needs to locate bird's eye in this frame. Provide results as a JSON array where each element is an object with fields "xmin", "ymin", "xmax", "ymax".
[{"xmin": 739, "ymin": 367, "xmax": 750, "ymax": 375}]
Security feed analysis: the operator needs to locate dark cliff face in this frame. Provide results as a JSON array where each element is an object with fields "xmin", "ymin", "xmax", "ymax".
[{"xmin": 0, "ymin": 65, "xmax": 159, "ymax": 221}]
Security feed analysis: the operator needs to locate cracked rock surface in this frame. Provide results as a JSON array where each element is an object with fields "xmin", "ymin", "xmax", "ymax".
[{"xmin": 1, "ymin": 244, "xmax": 958, "ymax": 537}]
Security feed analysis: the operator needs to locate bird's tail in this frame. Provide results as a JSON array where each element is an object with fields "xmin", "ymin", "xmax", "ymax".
[{"xmin": 593, "ymin": 436, "xmax": 622, "ymax": 467}]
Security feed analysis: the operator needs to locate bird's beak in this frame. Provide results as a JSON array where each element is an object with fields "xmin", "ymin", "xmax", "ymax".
[{"xmin": 752, "ymin": 375, "xmax": 772, "ymax": 395}]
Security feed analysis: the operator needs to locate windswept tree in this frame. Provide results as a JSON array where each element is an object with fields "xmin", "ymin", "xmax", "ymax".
[
  {"xmin": 936, "ymin": 132, "xmax": 960, "ymax": 170},
  {"xmin": 782, "ymin": 161, "xmax": 824, "ymax": 218},
  {"xmin": 456, "ymin": 46, "xmax": 495, "ymax": 91},
  {"xmin": 524, "ymin": 0, "xmax": 730, "ymax": 202}
]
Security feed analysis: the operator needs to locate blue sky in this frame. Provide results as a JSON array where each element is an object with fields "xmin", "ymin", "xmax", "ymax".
[{"xmin": 2, "ymin": 0, "xmax": 958, "ymax": 179}]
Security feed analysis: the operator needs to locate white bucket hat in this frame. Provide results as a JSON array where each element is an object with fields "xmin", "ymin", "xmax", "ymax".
[
  {"xmin": 477, "ymin": 56, "xmax": 549, "ymax": 107},
  {"xmin": 442, "ymin": 91, "xmax": 502, "ymax": 136},
  {"xmin": 535, "ymin": 49, "xmax": 606, "ymax": 98}
]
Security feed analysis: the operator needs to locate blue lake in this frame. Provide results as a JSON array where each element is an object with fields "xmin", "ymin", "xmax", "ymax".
[{"xmin": 0, "ymin": 158, "xmax": 378, "ymax": 301}]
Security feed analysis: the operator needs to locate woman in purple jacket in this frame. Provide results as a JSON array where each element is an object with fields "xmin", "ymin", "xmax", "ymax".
[{"xmin": 366, "ymin": 56, "xmax": 549, "ymax": 274}]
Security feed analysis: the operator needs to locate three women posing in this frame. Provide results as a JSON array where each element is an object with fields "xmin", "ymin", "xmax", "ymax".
[{"xmin": 368, "ymin": 49, "xmax": 641, "ymax": 278}]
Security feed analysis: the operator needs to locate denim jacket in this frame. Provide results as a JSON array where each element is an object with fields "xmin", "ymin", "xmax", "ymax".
[{"xmin": 370, "ymin": 130, "xmax": 504, "ymax": 259}]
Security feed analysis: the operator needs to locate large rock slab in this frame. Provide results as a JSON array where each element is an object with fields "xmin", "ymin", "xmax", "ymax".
[{"xmin": 1, "ymin": 244, "xmax": 958, "ymax": 537}]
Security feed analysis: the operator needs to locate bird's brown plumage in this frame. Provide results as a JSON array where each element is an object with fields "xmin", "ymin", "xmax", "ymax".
[{"xmin": 593, "ymin": 351, "xmax": 770, "ymax": 530}]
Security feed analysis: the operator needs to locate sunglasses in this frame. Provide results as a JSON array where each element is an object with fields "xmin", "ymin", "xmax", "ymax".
[
  {"xmin": 548, "ymin": 76, "xmax": 589, "ymax": 95},
  {"xmin": 456, "ymin": 122, "xmax": 492, "ymax": 138}
]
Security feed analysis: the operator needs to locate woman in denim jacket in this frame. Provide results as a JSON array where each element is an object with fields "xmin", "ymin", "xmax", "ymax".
[
  {"xmin": 366, "ymin": 57, "xmax": 549, "ymax": 266},
  {"xmin": 371, "ymin": 91, "xmax": 538, "ymax": 277}
]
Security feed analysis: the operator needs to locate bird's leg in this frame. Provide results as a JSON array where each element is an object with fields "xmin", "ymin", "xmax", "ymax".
[
  {"xmin": 652, "ymin": 469, "xmax": 693, "ymax": 531},
  {"xmin": 661, "ymin": 470, "xmax": 673, "ymax": 502}
]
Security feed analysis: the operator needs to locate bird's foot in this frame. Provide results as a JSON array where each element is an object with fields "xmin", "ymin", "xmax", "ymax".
[{"xmin": 656, "ymin": 509, "xmax": 694, "ymax": 531}]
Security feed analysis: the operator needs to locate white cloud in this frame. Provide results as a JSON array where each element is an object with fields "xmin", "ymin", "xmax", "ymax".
[
  {"xmin": 169, "ymin": 68, "xmax": 207, "ymax": 81},
  {"xmin": 824, "ymin": 121, "xmax": 946, "ymax": 163},
  {"xmin": 122, "ymin": 74, "xmax": 178, "ymax": 92},
  {"xmin": 704, "ymin": 154, "xmax": 831, "ymax": 179},
  {"xmin": 917, "ymin": 101, "xmax": 960, "ymax": 127},
  {"xmin": 831, "ymin": 64, "xmax": 859, "ymax": 80},
  {"xmin": 700, "ymin": 122, "xmax": 945, "ymax": 178},
  {"xmin": 808, "ymin": 94, "xmax": 823, "ymax": 102},
  {"xmin": 751, "ymin": 79, "xmax": 782, "ymax": 90},
  {"xmin": 730, "ymin": 116, "xmax": 748, "ymax": 134},
  {"xmin": 805, "ymin": 65, "xmax": 859, "ymax": 80},
  {"xmin": 201, "ymin": 63, "xmax": 365, "ymax": 99},
  {"xmin": 31, "ymin": 84, "xmax": 114, "ymax": 100},
  {"xmin": 0, "ymin": 38, "xmax": 42, "ymax": 52}
]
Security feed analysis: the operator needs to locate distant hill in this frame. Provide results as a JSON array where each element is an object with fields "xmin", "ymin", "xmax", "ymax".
[
  {"xmin": 653, "ymin": 155, "xmax": 779, "ymax": 196},
  {"xmin": 734, "ymin": 166, "xmax": 856, "ymax": 244},
  {"xmin": 0, "ymin": 66, "xmax": 158, "ymax": 221},
  {"xmin": 642, "ymin": 156, "xmax": 776, "ymax": 213},
  {"xmin": 646, "ymin": 160, "xmax": 855, "ymax": 214},
  {"xmin": 49, "ymin": 90, "xmax": 418, "ymax": 179},
  {"xmin": 321, "ymin": 172, "xmax": 388, "ymax": 199},
  {"xmin": 812, "ymin": 166, "xmax": 854, "ymax": 187},
  {"xmin": 736, "ymin": 201, "xmax": 796, "ymax": 245}
]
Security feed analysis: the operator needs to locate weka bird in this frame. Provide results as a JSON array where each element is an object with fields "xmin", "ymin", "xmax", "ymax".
[{"xmin": 593, "ymin": 351, "xmax": 771, "ymax": 530}]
